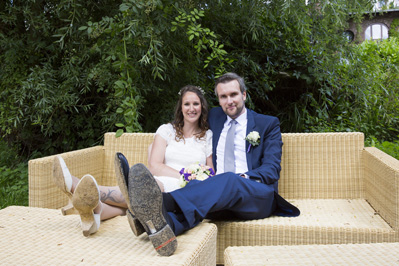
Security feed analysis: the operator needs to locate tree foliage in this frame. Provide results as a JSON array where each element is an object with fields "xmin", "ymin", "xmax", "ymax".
[
  {"xmin": 1, "ymin": 0, "xmax": 123, "ymax": 157},
  {"xmin": 2, "ymin": 0, "xmax": 395, "ymax": 161},
  {"xmin": 300, "ymin": 37, "xmax": 399, "ymax": 140}
]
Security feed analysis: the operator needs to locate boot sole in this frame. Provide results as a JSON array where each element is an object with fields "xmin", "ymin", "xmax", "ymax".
[
  {"xmin": 72, "ymin": 175, "xmax": 100, "ymax": 236},
  {"xmin": 128, "ymin": 163, "xmax": 177, "ymax": 256}
]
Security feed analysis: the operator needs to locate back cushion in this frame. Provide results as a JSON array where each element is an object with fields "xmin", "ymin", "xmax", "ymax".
[
  {"xmin": 279, "ymin": 132, "xmax": 364, "ymax": 199},
  {"xmin": 103, "ymin": 133, "xmax": 155, "ymax": 186}
]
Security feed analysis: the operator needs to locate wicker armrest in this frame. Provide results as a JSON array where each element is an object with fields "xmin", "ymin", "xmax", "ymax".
[
  {"xmin": 28, "ymin": 146, "xmax": 105, "ymax": 209},
  {"xmin": 364, "ymin": 147, "xmax": 399, "ymax": 231}
]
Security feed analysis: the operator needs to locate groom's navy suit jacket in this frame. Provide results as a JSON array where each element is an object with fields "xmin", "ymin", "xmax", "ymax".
[
  {"xmin": 208, "ymin": 107, "xmax": 299, "ymax": 217},
  {"xmin": 208, "ymin": 107, "xmax": 282, "ymax": 192}
]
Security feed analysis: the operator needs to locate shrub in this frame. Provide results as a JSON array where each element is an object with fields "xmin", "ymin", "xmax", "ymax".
[
  {"xmin": 366, "ymin": 137, "xmax": 399, "ymax": 160},
  {"xmin": 0, "ymin": 164, "xmax": 28, "ymax": 209},
  {"xmin": 0, "ymin": 141, "xmax": 28, "ymax": 209},
  {"xmin": 294, "ymin": 37, "xmax": 399, "ymax": 141}
]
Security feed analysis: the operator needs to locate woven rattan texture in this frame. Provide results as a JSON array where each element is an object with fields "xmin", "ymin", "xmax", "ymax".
[
  {"xmin": 280, "ymin": 132, "xmax": 364, "ymax": 199},
  {"xmin": 0, "ymin": 206, "xmax": 217, "ymax": 266},
  {"xmin": 364, "ymin": 147, "xmax": 399, "ymax": 231},
  {"xmin": 103, "ymin": 133, "xmax": 155, "ymax": 186},
  {"xmin": 29, "ymin": 146, "xmax": 104, "ymax": 209},
  {"xmin": 212, "ymin": 199, "xmax": 398, "ymax": 264},
  {"xmin": 224, "ymin": 243, "xmax": 399, "ymax": 266}
]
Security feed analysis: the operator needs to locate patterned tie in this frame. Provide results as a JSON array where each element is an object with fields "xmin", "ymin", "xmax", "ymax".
[{"xmin": 224, "ymin": 120, "xmax": 237, "ymax": 173}]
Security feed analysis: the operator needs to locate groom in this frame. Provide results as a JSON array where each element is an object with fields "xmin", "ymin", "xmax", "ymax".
[{"xmin": 121, "ymin": 73, "xmax": 300, "ymax": 256}]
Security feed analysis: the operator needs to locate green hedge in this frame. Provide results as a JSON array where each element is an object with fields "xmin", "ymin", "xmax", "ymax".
[
  {"xmin": 0, "ymin": 163, "xmax": 28, "ymax": 209},
  {"xmin": 0, "ymin": 141, "xmax": 28, "ymax": 209},
  {"xmin": 366, "ymin": 138, "xmax": 399, "ymax": 160}
]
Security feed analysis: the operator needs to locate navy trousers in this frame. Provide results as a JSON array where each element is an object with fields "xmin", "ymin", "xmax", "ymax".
[{"xmin": 168, "ymin": 173, "xmax": 299, "ymax": 236}]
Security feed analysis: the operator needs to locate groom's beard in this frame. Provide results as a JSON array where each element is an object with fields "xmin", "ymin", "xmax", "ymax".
[{"xmin": 224, "ymin": 103, "xmax": 245, "ymax": 119}]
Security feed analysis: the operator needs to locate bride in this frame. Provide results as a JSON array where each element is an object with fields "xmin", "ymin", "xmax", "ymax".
[{"xmin": 53, "ymin": 85, "xmax": 214, "ymax": 236}]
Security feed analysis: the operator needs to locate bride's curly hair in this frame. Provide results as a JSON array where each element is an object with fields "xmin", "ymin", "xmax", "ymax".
[{"xmin": 172, "ymin": 85, "xmax": 209, "ymax": 142}]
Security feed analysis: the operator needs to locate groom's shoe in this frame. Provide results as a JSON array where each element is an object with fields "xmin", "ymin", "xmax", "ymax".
[
  {"xmin": 114, "ymin": 152, "xmax": 145, "ymax": 236},
  {"xmin": 128, "ymin": 163, "xmax": 177, "ymax": 256}
]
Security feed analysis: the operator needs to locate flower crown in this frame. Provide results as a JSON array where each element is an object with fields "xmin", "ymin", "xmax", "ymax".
[{"xmin": 178, "ymin": 86, "xmax": 205, "ymax": 95}]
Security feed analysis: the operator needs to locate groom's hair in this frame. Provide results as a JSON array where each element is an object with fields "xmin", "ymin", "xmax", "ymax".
[{"xmin": 214, "ymin": 72, "xmax": 247, "ymax": 96}]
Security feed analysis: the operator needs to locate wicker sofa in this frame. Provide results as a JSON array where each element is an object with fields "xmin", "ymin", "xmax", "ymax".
[{"xmin": 29, "ymin": 132, "xmax": 399, "ymax": 264}]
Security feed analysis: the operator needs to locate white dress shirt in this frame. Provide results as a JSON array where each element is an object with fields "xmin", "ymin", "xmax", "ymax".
[{"xmin": 216, "ymin": 108, "xmax": 249, "ymax": 175}]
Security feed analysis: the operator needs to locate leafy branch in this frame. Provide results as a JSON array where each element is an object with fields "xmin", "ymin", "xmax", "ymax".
[{"xmin": 171, "ymin": 8, "xmax": 233, "ymax": 77}]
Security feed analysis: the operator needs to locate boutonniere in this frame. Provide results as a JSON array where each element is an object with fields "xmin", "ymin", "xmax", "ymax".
[{"xmin": 245, "ymin": 131, "xmax": 260, "ymax": 152}]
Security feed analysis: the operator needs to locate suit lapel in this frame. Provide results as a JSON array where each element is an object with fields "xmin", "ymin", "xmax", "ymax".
[
  {"xmin": 213, "ymin": 116, "xmax": 225, "ymax": 152},
  {"xmin": 246, "ymin": 110, "xmax": 257, "ymax": 170},
  {"xmin": 212, "ymin": 111, "xmax": 226, "ymax": 171}
]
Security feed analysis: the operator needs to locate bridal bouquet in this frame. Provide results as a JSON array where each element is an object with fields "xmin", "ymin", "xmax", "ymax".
[{"xmin": 179, "ymin": 163, "xmax": 215, "ymax": 188}]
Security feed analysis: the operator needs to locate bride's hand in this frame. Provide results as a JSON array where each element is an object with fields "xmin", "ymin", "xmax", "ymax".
[
  {"xmin": 206, "ymin": 155, "xmax": 215, "ymax": 175},
  {"xmin": 206, "ymin": 165, "xmax": 216, "ymax": 176}
]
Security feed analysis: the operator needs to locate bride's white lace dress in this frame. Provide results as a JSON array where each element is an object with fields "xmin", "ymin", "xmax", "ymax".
[{"xmin": 154, "ymin": 123, "xmax": 212, "ymax": 192}]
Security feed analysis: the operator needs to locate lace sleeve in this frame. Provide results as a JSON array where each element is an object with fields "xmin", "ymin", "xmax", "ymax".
[{"xmin": 155, "ymin": 123, "xmax": 174, "ymax": 144}]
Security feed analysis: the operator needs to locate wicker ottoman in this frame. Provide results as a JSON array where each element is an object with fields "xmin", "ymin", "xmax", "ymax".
[
  {"xmin": 224, "ymin": 243, "xmax": 399, "ymax": 266},
  {"xmin": 0, "ymin": 206, "xmax": 217, "ymax": 265}
]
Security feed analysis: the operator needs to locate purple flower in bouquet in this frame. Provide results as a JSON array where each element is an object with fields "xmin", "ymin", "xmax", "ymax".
[{"xmin": 179, "ymin": 163, "xmax": 215, "ymax": 187}]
